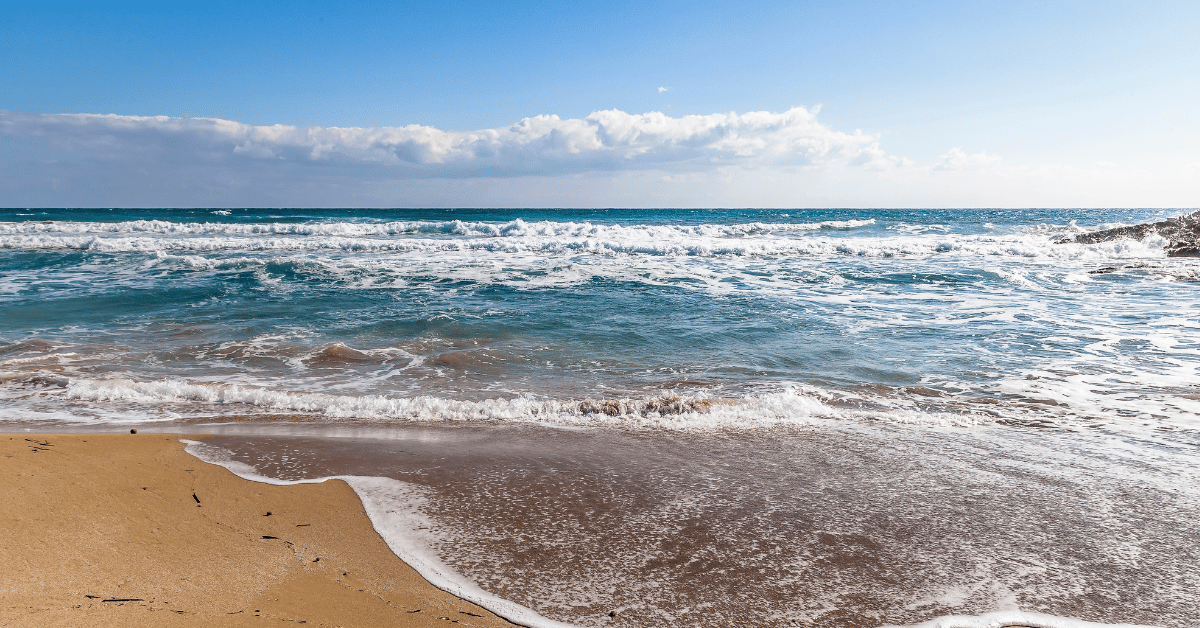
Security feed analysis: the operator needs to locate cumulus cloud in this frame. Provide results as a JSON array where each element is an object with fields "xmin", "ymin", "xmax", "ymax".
[
  {"xmin": 658, "ymin": 86, "xmax": 669, "ymax": 93},
  {"xmin": 3, "ymin": 108, "xmax": 1194, "ymax": 208},
  {"xmin": 0, "ymin": 108, "xmax": 890, "ymax": 178}
]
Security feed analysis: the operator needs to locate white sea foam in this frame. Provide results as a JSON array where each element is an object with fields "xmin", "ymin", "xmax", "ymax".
[
  {"xmin": 0, "ymin": 217, "xmax": 874, "ymax": 238},
  {"xmin": 179, "ymin": 438, "xmax": 1179, "ymax": 628},
  {"xmin": 0, "ymin": 407, "xmax": 104, "ymax": 423},
  {"xmin": 891, "ymin": 610, "xmax": 1159, "ymax": 628},
  {"xmin": 0, "ymin": 217, "xmax": 1171, "ymax": 261},
  {"xmin": 54, "ymin": 376, "xmax": 992, "ymax": 430},
  {"xmin": 180, "ymin": 439, "xmax": 578, "ymax": 628},
  {"xmin": 0, "ymin": 232, "xmax": 1168, "ymax": 262}
]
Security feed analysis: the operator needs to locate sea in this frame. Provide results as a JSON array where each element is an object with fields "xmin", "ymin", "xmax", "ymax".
[{"xmin": 2, "ymin": 207, "xmax": 1198, "ymax": 628}]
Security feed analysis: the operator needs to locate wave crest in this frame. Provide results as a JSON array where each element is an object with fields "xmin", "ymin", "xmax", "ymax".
[
  {"xmin": 48, "ymin": 376, "xmax": 987, "ymax": 430},
  {"xmin": 0, "ymin": 216, "xmax": 1173, "ymax": 261}
]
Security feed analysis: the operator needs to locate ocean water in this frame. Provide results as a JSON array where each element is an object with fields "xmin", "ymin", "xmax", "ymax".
[{"xmin": 2, "ymin": 207, "xmax": 1198, "ymax": 627}]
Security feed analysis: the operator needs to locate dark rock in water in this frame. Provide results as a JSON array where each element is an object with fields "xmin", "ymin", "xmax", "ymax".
[
  {"xmin": 305, "ymin": 342, "xmax": 375, "ymax": 365},
  {"xmin": 1065, "ymin": 210, "xmax": 1200, "ymax": 257}
]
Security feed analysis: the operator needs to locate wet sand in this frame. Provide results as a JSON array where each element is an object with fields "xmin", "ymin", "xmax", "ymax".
[
  {"xmin": 0, "ymin": 432, "xmax": 515, "ymax": 628},
  {"xmin": 194, "ymin": 422, "xmax": 1199, "ymax": 628},
  {"xmin": 4, "ymin": 426, "xmax": 1192, "ymax": 628}
]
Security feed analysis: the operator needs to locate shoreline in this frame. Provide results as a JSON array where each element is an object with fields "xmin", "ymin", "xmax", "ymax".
[
  {"xmin": 0, "ymin": 428, "xmax": 1174, "ymax": 628},
  {"xmin": 0, "ymin": 432, "xmax": 518, "ymax": 627}
]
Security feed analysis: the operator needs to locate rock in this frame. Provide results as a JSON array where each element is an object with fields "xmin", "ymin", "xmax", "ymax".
[{"xmin": 1065, "ymin": 210, "xmax": 1200, "ymax": 257}]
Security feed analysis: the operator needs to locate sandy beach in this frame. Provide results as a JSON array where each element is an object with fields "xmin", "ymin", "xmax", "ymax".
[{"xmin": 0, "ymin": 432, "xmax": 515, "ymax": 628}]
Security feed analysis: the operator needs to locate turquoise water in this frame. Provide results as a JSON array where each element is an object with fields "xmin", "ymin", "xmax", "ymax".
[
  {"xmin": 3, "ymin": 207, "xmax": 1199, "ymax": 627},
  {"xmin": 2, "ymin": 207, "xmax": 1197, "ymax": 437}
]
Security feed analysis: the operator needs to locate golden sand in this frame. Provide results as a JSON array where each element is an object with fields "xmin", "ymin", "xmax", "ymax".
[{"xmin": 0, "ymin": 432, "xmax": 516, "ymax": 628}]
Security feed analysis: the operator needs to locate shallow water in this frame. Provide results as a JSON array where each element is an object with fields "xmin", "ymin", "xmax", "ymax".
[
  {"xmin": 179, "ymin": 421, "xmax": 1199, "ymax": 628},
  {"xmin": 2, "ymin": 207, "xmax": 1198, "ymax": 626}
]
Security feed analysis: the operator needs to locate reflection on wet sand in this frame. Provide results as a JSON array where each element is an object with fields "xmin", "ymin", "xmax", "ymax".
[{"xmin": 188, "ymin": 422, "xmax": 1200, "ymax": 628}]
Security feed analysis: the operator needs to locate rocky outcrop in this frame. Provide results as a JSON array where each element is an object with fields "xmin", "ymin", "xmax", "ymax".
[{"xmin": 1065, "ymin": 210, "xmax": 1200, "ymax": 257}]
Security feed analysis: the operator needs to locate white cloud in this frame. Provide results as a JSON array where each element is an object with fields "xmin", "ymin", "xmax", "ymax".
[
  {"xmin": 658, "ymin": 86, "xmax": 669, "ymax": 93},
  {"xmin": 0, "ymin": 108, "xmax": 886, "ymax": 177},
  {"xmin": 1, "ymin": 108, "xmax": 1196, "ymax": 208}
]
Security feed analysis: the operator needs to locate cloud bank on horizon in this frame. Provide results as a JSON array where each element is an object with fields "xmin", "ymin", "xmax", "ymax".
[
  {"xmin": 2, "ymin": 107, "xmax": 902, "ymax": 173},
  {"xmin": 0, "ymin": 108, "xmax": 1194, "ymax": 208}
]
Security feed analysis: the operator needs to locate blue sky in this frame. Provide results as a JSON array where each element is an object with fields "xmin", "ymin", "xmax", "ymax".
[{"xmin": 1, "ymin": 0, "xmax": 1197, "ymax": 207}]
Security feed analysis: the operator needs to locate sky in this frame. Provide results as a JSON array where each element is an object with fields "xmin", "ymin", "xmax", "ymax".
[{"xmin": 1, "ymin": 0, "xmax": 1197, "ymax": 208}]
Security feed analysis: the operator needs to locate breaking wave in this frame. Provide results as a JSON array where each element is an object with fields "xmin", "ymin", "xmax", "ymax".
[
  {"xmin": 48, "ymin": 376, "xmax": 989, "ymax": 430},
  {"xmin": 0, "ymin": 217, "xmax": 874, "ymax": 238},
  {"xmin": 0, "ymin": 216, "xmax": 1175, "ymax": 260}
]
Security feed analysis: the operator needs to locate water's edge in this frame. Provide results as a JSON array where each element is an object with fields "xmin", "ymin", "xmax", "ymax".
[
  {"xmin": 181, "ymin": 437, "xmax": 579, "ymax": 628},
  {"xmin": 178, "ymin": 435, "xmax": 1166, "ymax": 628}
]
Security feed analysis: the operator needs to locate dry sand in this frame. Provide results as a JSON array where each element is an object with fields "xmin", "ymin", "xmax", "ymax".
[{"xmin": 0, "ymin": 432, "xmax": 517, "ymax": 628}]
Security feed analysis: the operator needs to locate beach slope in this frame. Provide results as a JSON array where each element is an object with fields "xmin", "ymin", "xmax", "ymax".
[{"xmin": 0, "ymin": 432, "xmax": 515, "ymax": 628}]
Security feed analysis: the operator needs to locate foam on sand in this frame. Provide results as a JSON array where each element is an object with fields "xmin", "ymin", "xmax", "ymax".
[
  {"xmin": 0, "ymin": 432, "xmax": 515, "ymax": 627},
  {"xmin": 893, "ymin": 610, "xmax": 1159, "ymax": 628},
  {"xmin": 182, "ymin": 439, "xmax": 579, "ymax": 628}
]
